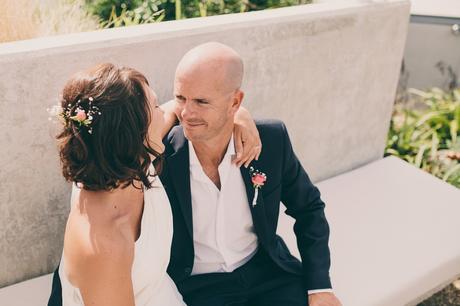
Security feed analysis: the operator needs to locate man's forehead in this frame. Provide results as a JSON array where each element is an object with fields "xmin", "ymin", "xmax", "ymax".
[
  {"xmin": 175, "ymin": 73, "xmax": 226, "ymax": 91},
  {"xmin": 176, "ymin": 63, "xmax": 225, "ymax": 81}
]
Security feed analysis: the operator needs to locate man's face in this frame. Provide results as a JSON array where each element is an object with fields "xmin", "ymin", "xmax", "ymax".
[{"xmin": 174, "ymin": 68, "xmax": 238, "ymax": 143}]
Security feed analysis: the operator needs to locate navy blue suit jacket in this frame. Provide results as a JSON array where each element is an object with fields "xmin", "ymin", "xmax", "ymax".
[{"xmin": 160, "ymin": 119, "xmax": 332, "ymax": 291}]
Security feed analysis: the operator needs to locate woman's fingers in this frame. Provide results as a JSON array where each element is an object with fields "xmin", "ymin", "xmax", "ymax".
[
  {"xmin": 232, "ymin": 120, "xmax": 262, "ymax": 167},
  {"xmin": 256, "ymin": 146, "xmax": 261, "ymax": 160},
  {"xmin": 233, "ymin": 129, "xmax": 244, "ymax": 163},
  {"xmin": 234, "ymin": 140, "xmax": 262, "ymax": 167},
  {"xmin": 241, "ymin": 145, "xmax": 260, "ymax": 168},
  {"xmin": 239, "ymin": 139, "xmax": 253, "ymax": 167},
  {"xmin": 243, "ymin": 152, "xmax": 255, "ymax": 168}
]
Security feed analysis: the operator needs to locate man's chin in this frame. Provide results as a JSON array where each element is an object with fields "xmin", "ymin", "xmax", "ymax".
[{"xmin": 183, "ymin": 129, "xmax": 203, "ymax": 142}]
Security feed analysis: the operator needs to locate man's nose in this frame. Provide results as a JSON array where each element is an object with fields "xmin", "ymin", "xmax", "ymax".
[{"xmin": 179, "ymin": 100, "xmax": 194, "ymax": 119}]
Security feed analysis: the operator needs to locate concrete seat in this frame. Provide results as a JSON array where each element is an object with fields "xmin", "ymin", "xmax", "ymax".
[
  {"xmin": 3, "ymin": 156, "xmax": 458, "ymax": 306},
  {"xmin": 277, "ymin": 156, "xmax": 460, "ymax": 306},
  {"xmin": 0, "ymin": 273, "xmax": 53, "ymax": 306}
]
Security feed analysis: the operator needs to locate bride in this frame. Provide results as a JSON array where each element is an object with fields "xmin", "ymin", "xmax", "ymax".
[{"xmin": 48, "ymin": 63, "xmax": 260, "ymax": 306}]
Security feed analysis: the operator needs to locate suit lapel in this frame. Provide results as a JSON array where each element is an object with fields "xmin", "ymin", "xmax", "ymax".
[
  {"xmin": 240, "ymin": 164, "xmax": 269, "ymax": 246},
  {"xmin": 166, "ymin": 127, "xmax": 193, "ymax": 238}
]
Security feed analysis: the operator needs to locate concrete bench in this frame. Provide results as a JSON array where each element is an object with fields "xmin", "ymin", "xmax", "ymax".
[
  {"xmin": 2, "ymin": 156, "xmax": 459, "ymax": 306},
  {"xmin": 278, "ymin": 156, "xmax": 460, "ymax": 306},
  {"xmin": 0, "ymin": 273, "xmax": 52, "ymax": 306}
]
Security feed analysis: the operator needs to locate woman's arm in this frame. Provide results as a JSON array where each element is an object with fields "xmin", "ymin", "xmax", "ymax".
[{"xmin": 233, "ymin": 106, "xmax": 262, "ymax": 168}]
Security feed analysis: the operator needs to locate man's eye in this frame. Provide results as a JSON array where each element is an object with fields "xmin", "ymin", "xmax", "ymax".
[{"xmin": 196, "ymin": 100, "xmax": 208, "ymax": 105}]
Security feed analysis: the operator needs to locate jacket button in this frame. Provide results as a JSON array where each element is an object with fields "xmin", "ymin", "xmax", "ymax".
[{"xmin": 184, "ymin": 267, "xmax": 192, "ymax": 274}]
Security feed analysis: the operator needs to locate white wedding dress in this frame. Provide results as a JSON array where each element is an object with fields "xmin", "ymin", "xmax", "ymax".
[{"xmin": 58, "ymin": 173, "xmax": 186, "ymax": 306}]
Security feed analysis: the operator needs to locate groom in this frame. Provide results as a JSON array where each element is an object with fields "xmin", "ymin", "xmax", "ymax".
[{"xmin": 160, "ymin": 42, "xmax": 342, "ymax": 306}]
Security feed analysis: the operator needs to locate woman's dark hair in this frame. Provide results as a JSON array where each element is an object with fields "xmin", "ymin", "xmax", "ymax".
[{"xmin": 57, "ymin": 63, "xmax": 162, "ymax": 191}]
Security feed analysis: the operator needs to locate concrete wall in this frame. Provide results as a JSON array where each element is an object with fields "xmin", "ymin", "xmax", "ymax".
[{"xmin": 0, "ymin": 0, "xmax": 410, "ymax": 287}]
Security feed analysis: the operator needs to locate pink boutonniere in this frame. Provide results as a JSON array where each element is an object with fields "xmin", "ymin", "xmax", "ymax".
[{"xmin": 249, "ymin": 167, "xmax": 267, "ymax": 207}]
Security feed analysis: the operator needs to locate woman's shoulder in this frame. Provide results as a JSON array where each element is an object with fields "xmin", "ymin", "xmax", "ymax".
[{"xmin": 63, "ymin": 194, "xmax": 136, "ymax": 286}]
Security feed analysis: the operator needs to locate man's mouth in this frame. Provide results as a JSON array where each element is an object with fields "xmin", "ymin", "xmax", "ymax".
[{"xmin": 183, "ymin": 121, "xmax": 205, "ymax": 128}]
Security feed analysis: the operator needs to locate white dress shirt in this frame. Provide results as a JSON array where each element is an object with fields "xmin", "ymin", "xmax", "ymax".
[
  {"xmin": 189, "ymin": 137, "xmax": 259, "ymax": 275},
  {"xmin": 188, "ymin": 137, "xmax": 332, "ymax": 295}
]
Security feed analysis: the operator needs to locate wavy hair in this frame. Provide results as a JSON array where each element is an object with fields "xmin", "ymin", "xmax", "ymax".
[{"xmin": 56, "ymin": 63, "xmax": 162, "ymax": 191}]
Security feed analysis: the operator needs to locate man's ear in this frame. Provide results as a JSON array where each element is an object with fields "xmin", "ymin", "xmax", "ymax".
[{"xmin": 231, "ymin": 90, "xmax": 244, "ymax": 112}]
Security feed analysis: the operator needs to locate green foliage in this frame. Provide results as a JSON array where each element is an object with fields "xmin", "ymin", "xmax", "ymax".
[
  {"xmin": 86, "ymin": 0, "xmax": 164, "ymax": 27},
  {"xmin": 173, "ymin": 0, "xmax": 311, "ymax": 19},
  {"xmin": 85, "ymin": 0, "xmax": 312, "ymax": 25},
  {"xmin": 103, "ymin": 0, "xmax": 165, "ymax": 27},
  {"xmin": 386, "ymin": 87, "xmax": 460, "ymax": 188},
  {"xmin": 86, "ymin": 0, "xmax": 144, "ymax": 21}
]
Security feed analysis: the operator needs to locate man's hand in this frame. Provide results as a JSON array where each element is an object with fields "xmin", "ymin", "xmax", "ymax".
[{"xmin": 308, "ymin": 292, "xmax": 342, "ymax": 306}]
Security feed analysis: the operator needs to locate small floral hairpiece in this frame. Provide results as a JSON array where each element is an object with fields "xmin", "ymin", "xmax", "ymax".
[
  {"xmin": 249, "ymin": 166, "xmax": 267, "ymax": 207},
  {"xmin": 48, "ymin": 97, "xmax": 101, "ymax": 134}
]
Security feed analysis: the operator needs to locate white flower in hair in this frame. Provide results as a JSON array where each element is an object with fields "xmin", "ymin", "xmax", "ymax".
[
  {"xmin": 47, "ymin": 104, "xmax": 63, "ymax": 119},
  {"xmin": 47, "ymin": 96, "xmax": 101, "ymax": 134}
]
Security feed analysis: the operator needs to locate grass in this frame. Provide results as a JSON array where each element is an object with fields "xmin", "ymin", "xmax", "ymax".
[{"xmin": 0, "ymin": 0, "xmax": 99, "ymax": 44}]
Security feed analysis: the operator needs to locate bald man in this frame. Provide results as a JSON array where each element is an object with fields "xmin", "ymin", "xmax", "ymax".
[{"xmin": 160, "ymin": 42, "xmax": 341, "ymax": 306}]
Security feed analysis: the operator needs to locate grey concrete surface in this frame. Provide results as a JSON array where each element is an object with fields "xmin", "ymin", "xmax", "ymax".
[
  {"xmin": 0, "ymin": 274, "xmax": 52, "ymax": 306},
  {"xmin": 0, "ymin": 0, "xmax": 410, "ymax": 287},
  {"xmin": 278, "ymin": 156, "xmax": 460, "ymax": 305},
  {"xmin": 403, "ymin": 19, "xmax": 460, "ymax": 90}
]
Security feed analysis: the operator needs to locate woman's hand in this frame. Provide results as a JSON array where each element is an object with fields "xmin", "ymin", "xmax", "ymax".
[
  {"xmin": 160, "ymin": 99, "xmax": 179, "ymax": 139},
  {"xmin": 233, "ymin": 106, "xmax": 262, "ymax": 168}
]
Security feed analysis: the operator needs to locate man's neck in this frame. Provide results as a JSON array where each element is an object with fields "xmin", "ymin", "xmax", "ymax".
[{"xmin": 192, "ymin": 129, "xmax": 233, "ymax": 169}]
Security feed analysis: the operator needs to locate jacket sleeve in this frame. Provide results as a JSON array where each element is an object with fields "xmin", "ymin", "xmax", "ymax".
[{"xmin": 279, "ymin": 122, "xmax": 332, "ymax": 291}]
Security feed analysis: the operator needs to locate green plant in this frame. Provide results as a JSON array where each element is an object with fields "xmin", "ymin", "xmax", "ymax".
[
  {"xmin": 100, "ymin": 0, "xmax": 165, "ymax": 28},
  {"xmin": 386, "ymin": 87, "xmax": 460, "ymax": 188},
  {"xmin": 86, "ymin": 0, "xmax": 312, "ymax": 23},
  {"xmin": 86, "ymin": 0, "xmax": 144, "ymax": 20},
  {"xmin": 182, "ymin": 0, "xmax": 311, "ymax": 18}
]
